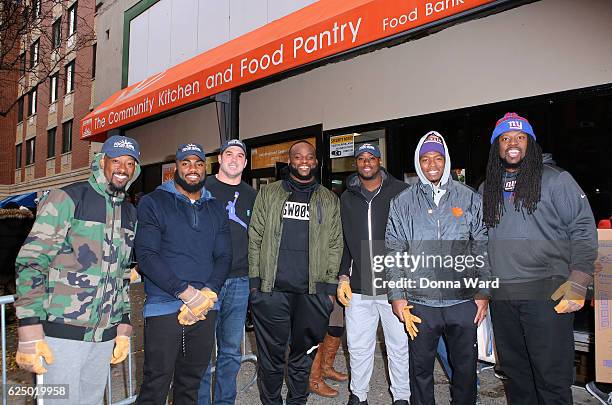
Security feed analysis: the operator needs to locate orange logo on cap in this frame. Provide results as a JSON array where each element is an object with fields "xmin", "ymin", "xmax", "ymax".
[{"xmin": 452, "ymin": 207, "xmax": 463, "ymax": 217}]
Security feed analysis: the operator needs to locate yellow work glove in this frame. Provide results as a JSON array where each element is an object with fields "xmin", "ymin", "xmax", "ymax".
[
  {"xmin": 16, "ymin": 324, "xmax": 54, "ymax": 374},
  {"xmin": 402, "ymin": 305, "xmax": 422, "ymax": 340},
  {"xmin": 177, "ymin": 286, "xmax": 217, "ymax": 325},
  {"xmin": 337, "ymin": 280, "xmax": 352, "ymax": 307},
  {"xmin": 110, "ymin": 324, "xmax": 132, "ymax": 364},
  {"xmin": 129, "ymin": 266, "xmax": 140, "ymax": 283},
  {"xmin": 551, "ymin": 280, "xmax": 587, "ymax": 313}
]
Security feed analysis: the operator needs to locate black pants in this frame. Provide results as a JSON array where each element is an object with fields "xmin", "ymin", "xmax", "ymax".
[
  {"xmin": 250, "ymin": 290, "xmax": 333, "ymax": 405},
  {"xmin": 490, "ymin": 299, "xmax": 575, "ymax": 405},
  {"xmin": 137, "ymin": 311, "xmax": 217, "ymax": 405},
  {"xmin": 408, "ymin": 301, "xmax": 478, "ymax": 405}
]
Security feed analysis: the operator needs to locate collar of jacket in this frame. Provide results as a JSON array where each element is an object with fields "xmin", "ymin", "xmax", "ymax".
[
  {"xmin": 88, "ymin": 153, "xmax": 141, "ymax": 203},
  {"xmin": 346, "ymin": 168, "xmax": 390, "ymax": 194},
  {"xmin": 417, "ymin": 178, "xmax": 458, "ymax": 203},
  {"xmin": 157, "ymin": 179, "xmax": 214, "ymax": 205}
]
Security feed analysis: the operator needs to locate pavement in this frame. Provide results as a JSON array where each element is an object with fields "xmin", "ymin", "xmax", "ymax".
[{"xmin": 0, "ymin": 284, "xmax": 603, "ymax": 404}]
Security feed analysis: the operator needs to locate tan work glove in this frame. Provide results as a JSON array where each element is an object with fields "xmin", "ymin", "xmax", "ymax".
[
  {"xmin": 16, "ymin": 324, "xmax": 54, "ymax": 374},
  {"xmin": 337, "ymin": 279, "xmax": 352, "ymax": 307},
  {"xmin": 551, "ymin": 280, "xmax": 587, "ymax": 313},
  {"xmin": 177, "ymin": 286, "xmax": 217, "ymax": 325},
  {"xmin": 129, "ymin": 266, "xmax": 140, "ymax": 283},
  {"xmin": 110, "ymin": 324, "xmax": 132, "ymax": 364},
  {"xmin": 402, "ymin": 305, "xmax": 422, "ymax": 340}
]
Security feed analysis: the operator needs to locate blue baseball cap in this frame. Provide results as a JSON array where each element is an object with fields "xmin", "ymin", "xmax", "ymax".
[
  {"xmin": 176, "ymin": 143, "xmax": 206, "ymax": 161},
  {"xmin": 355, "ymin": 143, "xmax": 381, "ymax": 158},
  {"xmin": 491, "ymin": 113, "xmax": 536, "ymax": 144},
  {"xmin": 101, "ymin": 135, "xmax": 140, "ymax": 163},
  {"xmin": 220, "ymin": 139, "xmax": 246, "ymax": 154}
]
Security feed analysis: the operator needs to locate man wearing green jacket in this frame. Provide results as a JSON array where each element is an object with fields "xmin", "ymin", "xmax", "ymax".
[
  {"xmin": 15, "ymin": 135, "xmax": 141, "ymax": 405},
  {"xmin": 248, "ymin": 140, "xmax": 343, "ymax": 405}
]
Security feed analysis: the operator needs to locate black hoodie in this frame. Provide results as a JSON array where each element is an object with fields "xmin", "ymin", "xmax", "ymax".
[{"xmin": 339, "ymin": 169, "xmax": 408, "ymax": 295}]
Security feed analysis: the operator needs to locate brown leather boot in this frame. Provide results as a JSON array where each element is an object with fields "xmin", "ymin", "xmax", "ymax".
[
  {"xmin": 309, "ymin": 343, "xmax": 338, "ymax": 397},
  {"xmin": 321, "ymin": 334, "xmax": 349, "ymax": 382}
]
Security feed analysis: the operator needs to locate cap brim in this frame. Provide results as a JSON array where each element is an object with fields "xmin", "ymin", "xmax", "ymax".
[{"xmin": 103, "ymin": 150, "xmax": 140, "ymax": 163}]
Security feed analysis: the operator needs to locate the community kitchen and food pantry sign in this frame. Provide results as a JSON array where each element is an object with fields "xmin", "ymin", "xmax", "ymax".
[{"xmin": 81, "ymin": 0, "xmax": 498, "ymax": 139}]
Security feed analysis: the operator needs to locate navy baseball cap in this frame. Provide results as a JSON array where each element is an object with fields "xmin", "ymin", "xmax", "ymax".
[
  {"xmin": 101, "ymin": 136, "xmax": 140, "ymax": 163},
  {"xmin": 220, "ymin": 139, "xmax": 246, "ymax": 154},
  {"xmin": 176, "ymin": 143, "xmax": 206, "ymax": 161},
  {"xmin": 355, "ymin": 143, "xmax": 381, "ymax": 158}
]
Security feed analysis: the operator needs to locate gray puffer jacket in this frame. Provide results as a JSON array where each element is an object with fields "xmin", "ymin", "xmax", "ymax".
[{"xmin": 385, "ymin": 132, "xmax": 491, "ymax": 303}]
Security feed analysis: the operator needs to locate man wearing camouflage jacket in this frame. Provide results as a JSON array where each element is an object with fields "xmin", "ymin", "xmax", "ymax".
[{"xmin": 14, "ymin": 135, "xmax": 141, "ymax": 405}]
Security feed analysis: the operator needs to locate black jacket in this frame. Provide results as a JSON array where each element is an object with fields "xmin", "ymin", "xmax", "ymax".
[{"xmin": 339, "ymin": 169, "xmax": 408, "ymax": 295}]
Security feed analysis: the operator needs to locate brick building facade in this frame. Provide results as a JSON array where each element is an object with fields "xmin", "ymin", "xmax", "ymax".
[{"xmin": 0, "ymin": 0, "xmax": 98, "ymax": 199}]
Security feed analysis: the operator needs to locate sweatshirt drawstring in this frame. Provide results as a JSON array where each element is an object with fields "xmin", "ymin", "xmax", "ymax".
[{"xmin": 182, "ymin": 326, "xmax": 186, "ymax": 356}]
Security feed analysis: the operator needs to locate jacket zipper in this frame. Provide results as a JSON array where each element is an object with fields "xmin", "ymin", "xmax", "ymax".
[
  {"xmin": 192, "ymin": 202, "xmax": 198, "ymax": 227},
  {"xmin": 93, "ymin": 199, "xmax": 117, "ymax": 336},
  {"xmin": 367, "ymin": 186, "xmax": 383, "ymax": 269}
]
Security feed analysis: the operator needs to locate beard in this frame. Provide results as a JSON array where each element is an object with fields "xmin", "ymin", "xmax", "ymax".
[
  {"xmin": 174, "ymin": 171, "xmax": 206, "ymax": 193},
  {"xmin": 288, "ymin": 164, "xmax": 316, "ymax": 181},
  {"xmin": 107, "ymin": 175, "xmax": 128, "ymax": 195},
  {"xmin": 107, "ymin": 182, "xmax": 127, "ymax": 195}
]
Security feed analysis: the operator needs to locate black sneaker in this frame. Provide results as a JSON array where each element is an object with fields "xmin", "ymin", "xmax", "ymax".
[
  {"xmin": 392, "ymin": 401, "xmax": 409, "ymax": 405},
  {"xmin": 347, "ymin": 393, "xmax": 368, "ymax": 405},
  {"xmin": 586, "ymin": 382, "xmax": 612, "ymax": 404}
]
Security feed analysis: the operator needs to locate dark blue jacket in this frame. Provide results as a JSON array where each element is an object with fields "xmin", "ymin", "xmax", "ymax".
[{"xmin": 135, "ymin": 181, "xmax": 232, "ymax": 317}]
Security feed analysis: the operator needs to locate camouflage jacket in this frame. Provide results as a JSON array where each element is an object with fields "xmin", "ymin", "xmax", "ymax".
[{"xmin": 15, "ymin": 154, "xmax": 140, "ymax": 342}]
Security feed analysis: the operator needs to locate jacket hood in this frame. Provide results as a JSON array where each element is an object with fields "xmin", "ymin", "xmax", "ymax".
[
  {"xmin": 542, "ymin": 153, "xmax": 556, "ymax": 165},
  {"xmin": 346, "ymin": 167, "xmax": 390, "ymax": 192},
  {"xmin": 414, "ymin": 131, "xmax": 451, "ymax": 188},
  {"xmin": 89, "ymin": 153, "xmax": 141, "ymax": 201},
  {"xmin": 157, "ymin": 179, "xmax": 213, "ymax": 203}
]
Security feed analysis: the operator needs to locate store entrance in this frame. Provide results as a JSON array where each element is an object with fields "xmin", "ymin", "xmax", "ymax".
[{"xmin": 250, "ymin": 162, "xmax": 288, "ymax": 191}]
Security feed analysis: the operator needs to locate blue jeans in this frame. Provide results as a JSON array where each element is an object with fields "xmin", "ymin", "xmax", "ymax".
[{"xmin": 198, "ymin": 276, "xmax": 250, "ymax": 405}]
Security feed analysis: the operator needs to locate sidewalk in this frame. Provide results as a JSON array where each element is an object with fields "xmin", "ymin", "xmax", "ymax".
[{"xmin": 1, "ymin": 284, "xmax": 601, "ymax": 404}]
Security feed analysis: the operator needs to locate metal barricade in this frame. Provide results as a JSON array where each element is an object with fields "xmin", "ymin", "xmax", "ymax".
[{"xmin": 0, "ymin": 294, "xmax": 14, "ymax": 405}]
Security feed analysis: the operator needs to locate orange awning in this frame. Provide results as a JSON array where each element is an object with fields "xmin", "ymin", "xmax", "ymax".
[{"xmin": 81, "ymin": 0, "xmax": 497, "ymax": 139}]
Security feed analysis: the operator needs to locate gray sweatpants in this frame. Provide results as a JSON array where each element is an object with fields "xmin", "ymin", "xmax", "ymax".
[
  {"xmin": 41, "ymin": 336, "xmax": 114, "ymax": 405},
  {"xmin": 345, "ymin": 293, "xmax": 410, "ymax": 402}
]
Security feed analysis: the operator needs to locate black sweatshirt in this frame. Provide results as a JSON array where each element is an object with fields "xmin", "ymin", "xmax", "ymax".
[
  {"xmin": 274, "ymin": 177, "xmax": 318, "ymax": 293},
  {"xmin": 205, "ymin": 176, "xmax": 257, "ymax": 278}
]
